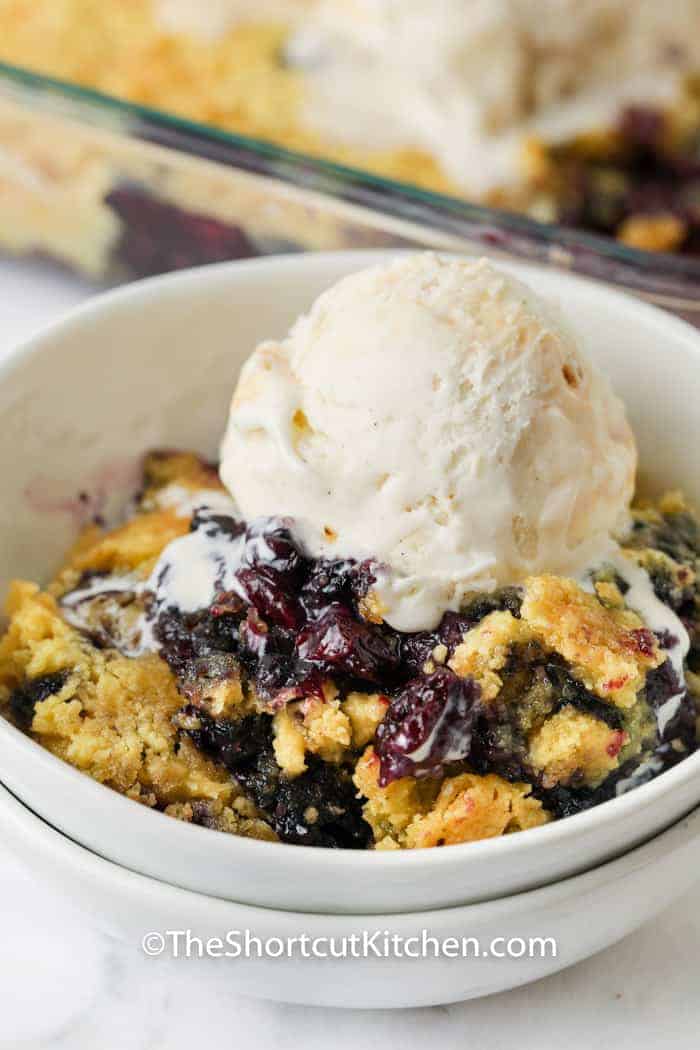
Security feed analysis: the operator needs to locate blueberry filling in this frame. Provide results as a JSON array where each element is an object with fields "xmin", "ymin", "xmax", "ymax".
[
  {"xmin": 630, "ymin": 509, "xmax": 700, "ymax": 562},
  {"xmin": 375, "ymin": 668, "xmax": 481, "ymax": 785},
  {"xmin": 300, "ymin": 558, "xmax": 375, "ymax": 618},
  {"xmin": 531, "ymin": 779, "xmax": 618, "ymax": 820},
  {"xmin": 151, "ymin": 516, "xmax": 529, "ymax": 711},
  {"xmin": 106, "ymin": 186, "xmax": 256, "ymax": 279},
  {"xmin": 234, "ymin": 517, "xmax": 308, "ymax": 628},
  {"xmin": 155, "ymin": 605, "xmax": 239, "ymax": 677},
  {"xmin": 553, "ymin": 104, "xmax": 700, "ymax": 255},
  {"xmin": 297, "ymin": 603, "xmax": 402, "ymax": 685},
  {"xmin": 9, "ymin": 672, "xmax": 68, "ymax": 728},
  {"xmin": 179, "ymin": 707, "xmax": 371, "ymax": 848},
  {"xmin": 544, "ymin": 659, "xmax": 624, "ymax": 730}
]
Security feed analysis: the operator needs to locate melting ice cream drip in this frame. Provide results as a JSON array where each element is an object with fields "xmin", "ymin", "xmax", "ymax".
[{"xmin": 606, "ymin": 548, "xmax": 690, "ymax": 739}]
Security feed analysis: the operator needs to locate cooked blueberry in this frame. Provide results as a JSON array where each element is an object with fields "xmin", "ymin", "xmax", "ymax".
[
  {"xmin": 661, "ymin": 690, "xmax": 698, "ymax": 752},
  {"xmin": 437, "ymin": 612, "xmax": 476, "ymax": 653},
  {"xmin": 643, "ymin": 659, "xmax": 694, "ymax": 748},
  {"xmin": 645, "ymin": 658, "xmax": 682, "ymax": 710},
  {"xmin": 400, "ymin": 589, "xmax": 522, "ymax": 676},
  {"xmin": 655, "ymin": 629, "xmax": 680, "ymax": 651},
  {"xmin": 235, "ymin": 518, "xmax": 308, "ymax": 627},
  {"xmin": 300, "ymin": 557, "xmax": 374, "ymax": 617},
  {"xmin": 400, "ymin": 630, "xmax": 441, "ymax": 676},
  {"xmin": 239, "ymin": 518, "xmax": 307, "ymax": 577},
  {"xmin": 296, "ymin": 602, "xmax": 401, "ymax": 683},
  {"xmin": 375, "ymin": 668, "xmax": 481, "ymax": 785},
  {"xmin": 238, "ymin": 609, "xmax": 297, "ymax": 696},
  {"xmin": 235, "ymin": 567, "xmax": 303, "ymax": 628}
]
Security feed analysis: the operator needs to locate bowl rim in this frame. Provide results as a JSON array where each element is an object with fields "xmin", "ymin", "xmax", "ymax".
[
  {"xmin": 2, "ymin": 249, "xmax": 700, "ymax": 874},
  {"xmin": 2, "ymin": 774, "xmax": 700, "ymax": 921}
]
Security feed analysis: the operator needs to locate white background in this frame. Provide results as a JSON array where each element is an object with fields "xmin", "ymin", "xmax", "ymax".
[{"xmin": 1, "ymin": 256, "xmax": 699, "ymax": 1049}]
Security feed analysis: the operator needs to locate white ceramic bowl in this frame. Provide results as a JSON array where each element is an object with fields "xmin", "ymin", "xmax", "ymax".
[
  {"xmin": 3, "ymin": 780, "xmax": 700, "ymax": 1008},
  {"xmin": 1, "ymin": 253, "xmax": 700, "ymax": 915}
]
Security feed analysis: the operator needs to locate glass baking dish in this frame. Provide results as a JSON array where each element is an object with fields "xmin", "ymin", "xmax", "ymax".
[{"xmin": 1, "ymin": 59, "xmax": 700, "ymax": 323}]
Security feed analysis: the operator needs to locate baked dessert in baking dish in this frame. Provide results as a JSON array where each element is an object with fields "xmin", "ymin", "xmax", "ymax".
[{"xmin": 2, "ymin": 1, "xmax": 700, "ymax": 254}]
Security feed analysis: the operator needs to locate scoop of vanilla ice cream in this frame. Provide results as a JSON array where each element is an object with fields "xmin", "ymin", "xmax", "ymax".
[
  {"xmin": 289, "ymin": 0, "xmax": 700, "ymax": 194},
  {"xmin": 287, "ymin": 0, "xmax": 527, "ymax": 190},
  {"xmin": 220, "ymin": 254, "xmax": 636, "ymax": 631}
]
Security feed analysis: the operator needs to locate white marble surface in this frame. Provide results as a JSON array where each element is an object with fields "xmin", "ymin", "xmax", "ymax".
[{"xmin": 1, "ymin": 256, "xmax": 700, "ymax": 1049}]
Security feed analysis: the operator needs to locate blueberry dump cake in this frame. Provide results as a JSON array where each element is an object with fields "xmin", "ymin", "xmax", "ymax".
[
  {"xmin": 2, "ymin": 0, "xmax": 700, "ymax": 265},
  {"xmin": 1, "ymin": 254, "xmax": 698, "ymax": 850}
]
